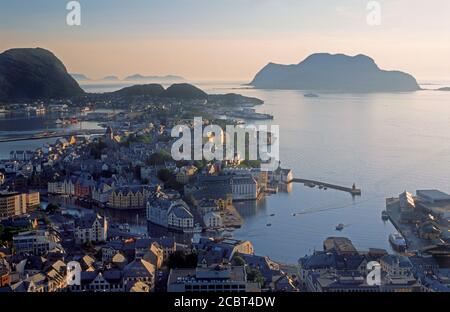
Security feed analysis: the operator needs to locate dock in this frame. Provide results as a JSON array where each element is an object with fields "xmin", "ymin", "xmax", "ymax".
[{"xmin": 290, "ymin": 178, "xmax": 362, "ymax": 196}]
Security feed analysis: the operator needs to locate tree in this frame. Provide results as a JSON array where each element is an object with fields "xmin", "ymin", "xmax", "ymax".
[
  {"xmin": 247, "ymin": 268, "xmax": 265, "ymax": 287},
  {"xmin": 232, "ymin": 256, "xmax": 246, "ymax": 266}
]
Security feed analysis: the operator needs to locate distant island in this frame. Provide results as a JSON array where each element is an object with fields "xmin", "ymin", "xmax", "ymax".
[
  {"xmin": 124, "ymin": 74, "xmax": 185, "ymax": 82},
  {"xmin": 102, "ymin": 75, "xmax": 120, "ymax": 81},
  {"xmin": 249, "ymin": 53, "xmax": 420, "ymax": 92},
  {"xmin": 70, "ymin": 73, "xmax": 90, "ymax": 81},
  {"xmin": 0, "ymin": 48, "xmax": 84, "ymax": 101},
  {"xmin": 437, "ymin": 87, "xmax": 450, "ymax": 91}
]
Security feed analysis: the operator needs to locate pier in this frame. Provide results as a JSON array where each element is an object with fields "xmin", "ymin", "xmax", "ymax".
[
  {"xmin": 290, "ymin": 178, "xmax": 362, "ymax": 196},
  {"xmin": 0, "ymin": 129, "xmax": 105, "ymax": 143}
]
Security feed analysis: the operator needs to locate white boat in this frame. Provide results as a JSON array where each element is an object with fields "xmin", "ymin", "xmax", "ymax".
[
  {"xmin": 335, "ymin": 223, "xmax": 345, "ymax": 231},
  {"xmin": 304, "ymin": 93, "xmax": 319, "ymax": 98},
  {"xmin": 389, "ymin": 233, "xmax": 407, "ymax": 251}
]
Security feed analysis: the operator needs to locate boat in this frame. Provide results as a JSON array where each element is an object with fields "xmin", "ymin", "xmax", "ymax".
[
  {"xmin": 389, "ymin": 233, "xmax": 407, "ymax": 252},
  {"xmin": 381, "ymin": 210, "xmax": 389, "ymax": 221},
  {"xmin": 304, "ymin": 93, "xmax": 319, "ymax": 98},
  {"xmin": 266, "ymin": 223, "xmax": 272, "ymax": 227},
  {"xmin": 269, "ymin": 214, "xmax": 275, "ymax": 217},
  {"xmin": 335, "ymin": 223, "xmax": 345, "ymax": 231}
]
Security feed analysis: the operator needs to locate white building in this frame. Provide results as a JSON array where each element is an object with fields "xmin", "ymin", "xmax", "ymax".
[
  {"xmin": 147, "ymin": 191, "xmax": 194, "ymax": 232},
  {"xmin": 74, "ymin": 213, "xmax": 108, "ymax": 245},
  {"xmin": 203, "ymin": 212, "xmax": 222, "ymax": 228},
  {"xmin": 231, "ymin": 175, "xmax": 258, "ymax": 201}
]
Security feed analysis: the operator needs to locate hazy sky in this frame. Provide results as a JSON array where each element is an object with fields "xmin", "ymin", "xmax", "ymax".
[{"xmin": 1, "ymin": 0, "xmax": 450, "ymax": 81}]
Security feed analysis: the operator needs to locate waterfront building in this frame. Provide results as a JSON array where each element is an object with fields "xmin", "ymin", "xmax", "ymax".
[
  {"xmin": 147, "ymin": 191, "xmax": 194, "ymax": 232},
  {"xmin": 203, "ymin": 211, "xmax": 222, "ymax": 228},
  {"xmin": 108, "ymin": 186, "xmax": 152, "ymax": 210},
  {"xmin": 230, "ymin": 174, "xmax": 258, "ymax": 201},
  {"xmin": 74, "ymin": 213, "xmax": 108, "ymax": 245}
]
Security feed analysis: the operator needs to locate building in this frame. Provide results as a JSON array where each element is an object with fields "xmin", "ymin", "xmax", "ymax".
[
  {"xmin": 69, "ymin": 270, "xmax": 123, "ymax": 292},
  {"xmin": 13, "ymin": 230, "xmax": 55, "ymax": 255},
  {"xmin": 108, "ymin": 186, "xmax": 152, "ymax": 210},
  {"xmin": 203, "ymin": 211, "xmax": 222, "ymax": 228},
  {"xmin": 47, "ymin": 178, "xmax": 75, "ymax": 196},
  {"xmin": 175, "ymin": 165, "xmax": 198, "ymax": 184},
  {"xmin": 167, "ymin": 265, "xmax": 260, "ymax": 292},
  {"xmin": 230, "ymin": 175, "xmax": 258, "ymax": 201},
  {"xmin": 0, "ymin": 191, "xmax": 40, "ymax": 220},
  {"xmin": 122, "ymin": 259, "xmax": 155, "ymax": 291},
  {"xmin": 167, "ymin": 201, "xmax": 194, "ymax": 231},
  {"xmin": 195, "ymin": 238, "xmax": 254, "ymax": 266},
  {"xmin": 147, "ymin": 191, "xmax": 194, "ymax": 232},
  {"xmin": 74, "ymin": 213, "xmax": 108, "ymax": 245}
]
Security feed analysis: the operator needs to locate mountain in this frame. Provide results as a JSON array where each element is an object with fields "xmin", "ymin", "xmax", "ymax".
[
  {"xmin": 250, "ymin": 53, "xmax": 420, "ymax": 92},
  {"xmin": 102, "ymin": 75, "xmax": 119, "ymax": 81},
  {"xmin": 124, "ymin": 74, "xmax": 185, "ymax": 82},
  {"xmin": 161, "ymin": 83, "xmax": 208, "ymax": 99},
  {"xmin": 113, "ymin": 84, "xmax": 165, "ymax": 96},
  {"xmin": 0, "ymin": 48, "xmax": 84, "ymax": 101},
  {"xmin": 70, "ymin": 73, "xmax": 90, "ymax": 81}
]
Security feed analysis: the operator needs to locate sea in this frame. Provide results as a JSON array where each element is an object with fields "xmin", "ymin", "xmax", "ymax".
[{"xmin": 1, "ymin": 79, "xmax": 449, "ymax": 263}]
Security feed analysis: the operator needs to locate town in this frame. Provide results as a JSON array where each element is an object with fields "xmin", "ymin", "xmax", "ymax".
[{"xmin": 0, "ymin": 90, "xmax": 449, "ymax": 293}]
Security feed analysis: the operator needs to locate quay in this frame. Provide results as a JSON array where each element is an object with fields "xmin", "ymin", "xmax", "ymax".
[
  {"xmin": 0, "ymin": 129, "xmax": 105, "ymax": 143},
  {"xmin": 290, "ymin": 178, "xmax": 362, "ymax": 196}
]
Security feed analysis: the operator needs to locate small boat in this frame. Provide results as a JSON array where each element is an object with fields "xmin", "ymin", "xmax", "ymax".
[
  {"xmin": 381, "ymin": 210, "xmax": 389, "ymax": 221},
  {"xmin": 266, "ymin": 223, "xmax": 272, "ymax": 227},
  {"xmin": 335, "ymin": 223, "xmax": 345, "ymax": 231},
  {"xmin": 389, "ymin": 233, "xmax": 407, "ymax": 252},
  {"xmin": 319, "ymin": 185, "xmax": 324, "ymax": 190},
  {"xmin": 304, "ymin": 93, "xmax": 319, "ymax": 98},
  {"xmin": 270, "ymin": 214, "xmax": 275, "ymax": 217},
  {"xmin": 55, "ymin": 118, "xmax": 63, "ymax": 125}
]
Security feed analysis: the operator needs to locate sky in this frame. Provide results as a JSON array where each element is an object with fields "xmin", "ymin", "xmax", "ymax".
[{"xmin": 1, "ymin": 0, "xmax": 450, "ymax": 81}]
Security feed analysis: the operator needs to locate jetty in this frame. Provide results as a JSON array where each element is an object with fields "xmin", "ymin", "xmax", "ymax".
[{"xmin": 290, "ymin": 178, "xmax": 361, "ymax": 196}]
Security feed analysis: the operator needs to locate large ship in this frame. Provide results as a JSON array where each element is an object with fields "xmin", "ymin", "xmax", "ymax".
[{"xmin": 389, "ymin": 233, "xmax": 407, "ymax": 252}]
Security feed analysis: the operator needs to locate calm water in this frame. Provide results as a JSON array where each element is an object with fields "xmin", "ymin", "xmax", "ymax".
[
  {"xmin": 2, "ymin": 81, "xmax": 450, "ymax": 263},
  {"xmin": 0, "ymin": 111, "xmax": 107, "ymax": 159}
]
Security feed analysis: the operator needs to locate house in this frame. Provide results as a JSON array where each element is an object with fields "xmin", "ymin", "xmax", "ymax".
[
  {"xmin": 74, "ymin": 213, "xmax": 108, "ymax": 245},
  {"xmin": 122, "ymin": 259, "xmax": 155, "ymax": 291}
]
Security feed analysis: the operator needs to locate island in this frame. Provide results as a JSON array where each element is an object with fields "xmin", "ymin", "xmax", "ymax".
[{"xmin": 249, "ymin": 53, "xmax": 420, "ymax": 92}]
